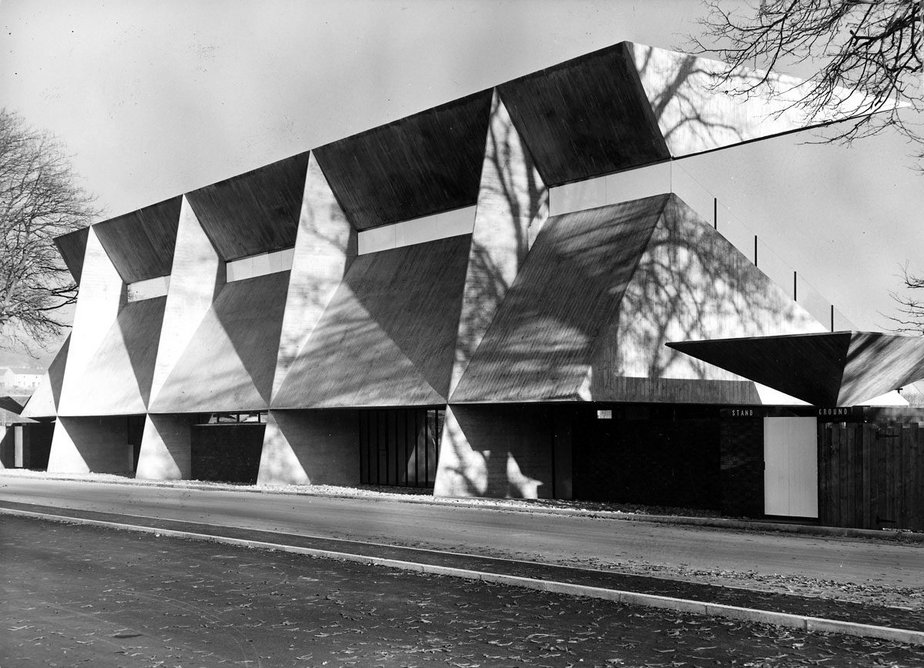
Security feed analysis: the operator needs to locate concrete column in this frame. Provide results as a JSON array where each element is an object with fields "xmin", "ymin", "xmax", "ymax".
[
  {"xmin": 257, "ymin": 410, "xmax": 359, "ymax": 486},
  {"xmin": 434, "ymin": 405, "xmax": 555, "ymax": 499},
  {"xmin": 271, "ymin": 153, "xmax": 355, "ymax": 401},
  {"xmin": 47, "ymin": 417, "xmax": 132, "ymax": 475},
  {"xmin": 57, "ymin": 228, "xmax": 124, "ymax": 416},
  {"xmin": 135, "ymin": 414, "xmax": 193, "ymax": 480},
  {"xmin": 450, "ymin": 90, "xmax": 549, "ymax": 395}
]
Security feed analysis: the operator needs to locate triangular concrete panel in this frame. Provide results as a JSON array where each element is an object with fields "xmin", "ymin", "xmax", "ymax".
[
  {"xmin": 668, "ymin": 332, "xmax": 924, "ymax": 407},
  {"xmin": 58, "ymin": 297, "xmax": 166, "ymax": 416},
  {"xmin": 273, "ymin": 236, "xmax": 471, "ymax": 408},
  {"xmin": 54, "ymin": 227, "xmax": 89, "ymax": 284},
  {"xmin": 453, "ymin": 194, "xmax": 825, "ymax": 403},
  {"xmin": 22, "ymin": 334, "xmax": 70, "ymax": 419},
  {"xmin": 584, "ymin": 195, "xmax": 824, "ymax": 402},
  {"xmin": 451, "ymin": 196, "xmax": 667, "ymax": 402},
  {"xmin": 449, "ymin": 90, "xmax": 550, "ymax": 395},
  {"xmin": 271, "ymin": 153, "xmax": 356, "ymax": 402},
  {"xmin": 150, "ymin": 272, "xmax": 289, "ymax": 413}
]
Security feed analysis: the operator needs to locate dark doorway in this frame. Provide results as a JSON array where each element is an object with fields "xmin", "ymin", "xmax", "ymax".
[
  {"xmin": 359, "ymin": 407, "xmax": 443, "ymax": 488},
  {"xmin": 191, "ymin": 413, "xmax": 266, "ymax": 484},
  {"xmin": 571, "ymin": 404, "xmax": 722, "ymax": 510}
]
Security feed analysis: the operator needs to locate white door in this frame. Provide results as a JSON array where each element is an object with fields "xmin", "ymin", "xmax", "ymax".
[{"xmin": 763, "ymin": 417, "xmax": 818, "ymax": 518}]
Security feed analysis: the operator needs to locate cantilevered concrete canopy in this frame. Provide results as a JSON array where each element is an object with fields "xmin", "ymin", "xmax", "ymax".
[{"xmin": 667, "ymin": 332, "xmax": 924, "ymax": 407}]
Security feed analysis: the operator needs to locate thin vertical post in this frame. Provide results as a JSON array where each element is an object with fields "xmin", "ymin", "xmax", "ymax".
[
  {"xmin": 793, "ymin": 271, "xmax": 798, "ymax": 301},
  {"xmin": 713, "ymin": 197, "xmax": 717, "ymax": 230},
  {"xmin": 830, "ymin": 305, "xmax": 835, "ymax": 332},
  {"xmin": 753, "ymin": 235, "xmax": 758, "ymax": 266}
]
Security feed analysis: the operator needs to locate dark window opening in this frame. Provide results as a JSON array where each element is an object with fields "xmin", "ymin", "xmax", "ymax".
[
  {"xmin": 359, "ymin": 407, "xmax": 443, "ymax": 488},
  {"xmin": 194, "ymin": 412, "xmax": 266, "ymax": 425}
]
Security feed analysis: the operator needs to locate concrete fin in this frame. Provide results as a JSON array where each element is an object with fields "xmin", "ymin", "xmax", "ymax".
[
  {"xmin": 271, "ymin": 153, "xmax": 356, "ymax": 401},
  {"xmin": 449, "ymin": 90, "xmax": 549, "ymax": 395},
  {"xmin": 148, "ymin": 197, "xmax": 225, "ymax": 405}
]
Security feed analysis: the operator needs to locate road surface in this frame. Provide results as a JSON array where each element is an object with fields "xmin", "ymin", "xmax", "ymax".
[
  {"xmin": 4, "ymin": 514, "xmax": 922, "ymax": 667},
  {"xmin": 1, "ymin": 476, "xmax": 921, "ymax": 605}
]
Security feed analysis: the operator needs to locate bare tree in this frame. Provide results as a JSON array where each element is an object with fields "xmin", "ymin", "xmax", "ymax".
[
  {"xmin": 695, "ymin": 0, "xmax": 923, "ymax": 149},
  {"xmin": 0, "ymin": 109, "xmax": 98, "ymax": 349}
]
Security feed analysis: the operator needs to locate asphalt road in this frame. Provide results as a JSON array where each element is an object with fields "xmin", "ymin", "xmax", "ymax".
[
  {"xmin": 1, "ymin": 476, "xmax": 921, "ymax": 595},
  {"xmin": 4, "ymin": 514, "xmax": 923, "ymax": 667}
]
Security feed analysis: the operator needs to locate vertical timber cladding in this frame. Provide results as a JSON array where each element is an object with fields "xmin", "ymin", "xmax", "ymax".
[
  {"xmin": 718, "ymin": 412, "xmax": 764, "ymax": 518},
  {"xmin": 571, "ymin": 404, "xmax": 723, "ymax": 509},
  {"xmin": 819, "ymin": 415, "xmax": 924, "ymax": 532},
  {"xmin": 191, "ymin": 413, "xmax": 266, "ymax": 484},
  {"xmin": 359, "ymin": 408, "xmax": 443, "ymax": 488}
]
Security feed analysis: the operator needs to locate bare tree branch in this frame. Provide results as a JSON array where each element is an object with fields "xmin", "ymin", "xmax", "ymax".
[
  {"xmin": 693, "ymin": 0, "xmax": 924, "ymax": 157},
  {"xmin": 0, "ymin": 108, "xmax": 99, "ymax": 350}
]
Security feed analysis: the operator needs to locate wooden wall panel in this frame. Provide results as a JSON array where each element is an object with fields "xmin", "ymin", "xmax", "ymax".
[
  {"xmin": 58, "ymin": 297, "xmax": 167, "ymax": 416},
  {"xmin": 185, "ymin": 152, "xmax": 309, "ymax": 261},
  {"xmin": 313, "ymin": 91, "xmax": 493, "ymax": 231},
  {"xmin": 273, "ymin": 235, "xmax": 471, "ymax": 409},
  {"xmin": 54, "ymin": 227, "xmax": 89, "ymax": 284},
  {"xmin": 497, "ymin": 42, "xmax": 669, "ymax": 187},
  {"xmin": 93, "ymin": 196, "xmax": 181, "ymax": 283},
  {"xmin": 150, "ymin": 272, "xmax": 289, "ymax": 413}
]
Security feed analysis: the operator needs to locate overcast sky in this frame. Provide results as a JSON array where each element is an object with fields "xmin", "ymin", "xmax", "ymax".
[{"xmin": 2, "ymin": 0, "xmax": 923, "ymax": 367}]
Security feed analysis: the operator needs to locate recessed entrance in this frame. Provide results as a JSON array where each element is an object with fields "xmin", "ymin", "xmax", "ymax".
[
  {"xmin": 359, "ymin": 408, "xmax": 443, "ymax": 488},
  {"xmin": 191, "ymin": 412, "xmax": 266, "ymax": 484}
]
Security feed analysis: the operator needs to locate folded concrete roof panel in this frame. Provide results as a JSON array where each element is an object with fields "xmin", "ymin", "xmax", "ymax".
[
  {"xmin": 93, "ymin": 196, "xmax": 181, "ymax": 283},
  {"xmin": 273, "ymin": 235, "xmax": 471, "ymax": 408},
  {"xmin": 150, "ymin": 272, "xmax": 289, "ymax": 413},
  {"xmin": 21, "ymin": 334, "xmax": 70, "ymax": 419},
  {"xmin": 185, "ymin": 153, "xmax": 309, "ymax": 261},
  {"xmin": 451, "ymin": 196, "xmax": 668, "ymax": 402},
  {"xmin": 57, "ymin": 297, "xmax": 167, "ymax": 416},
  {"xmin": 453, "ymin": 193, "xmax": 824, "ymax": 404},
  {"xmin": 497, "ymin": 42, "xmax": 670, "ymax": 186},
  {"xmin": 54, "ymin": 227, "xmax": 89, "ymax": 284},
  {"xmin": 668, "ymin": 332, "xmax": 924, "ymax": 406},
  {"xmin": 313, "ymin": 91, "xmax": 493, "ymax": 231}
]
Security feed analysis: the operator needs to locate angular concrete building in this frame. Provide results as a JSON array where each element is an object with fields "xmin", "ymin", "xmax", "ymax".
[{"xmin": 22, "ymin": 42, "xmax": 924, "ymax": 531}]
